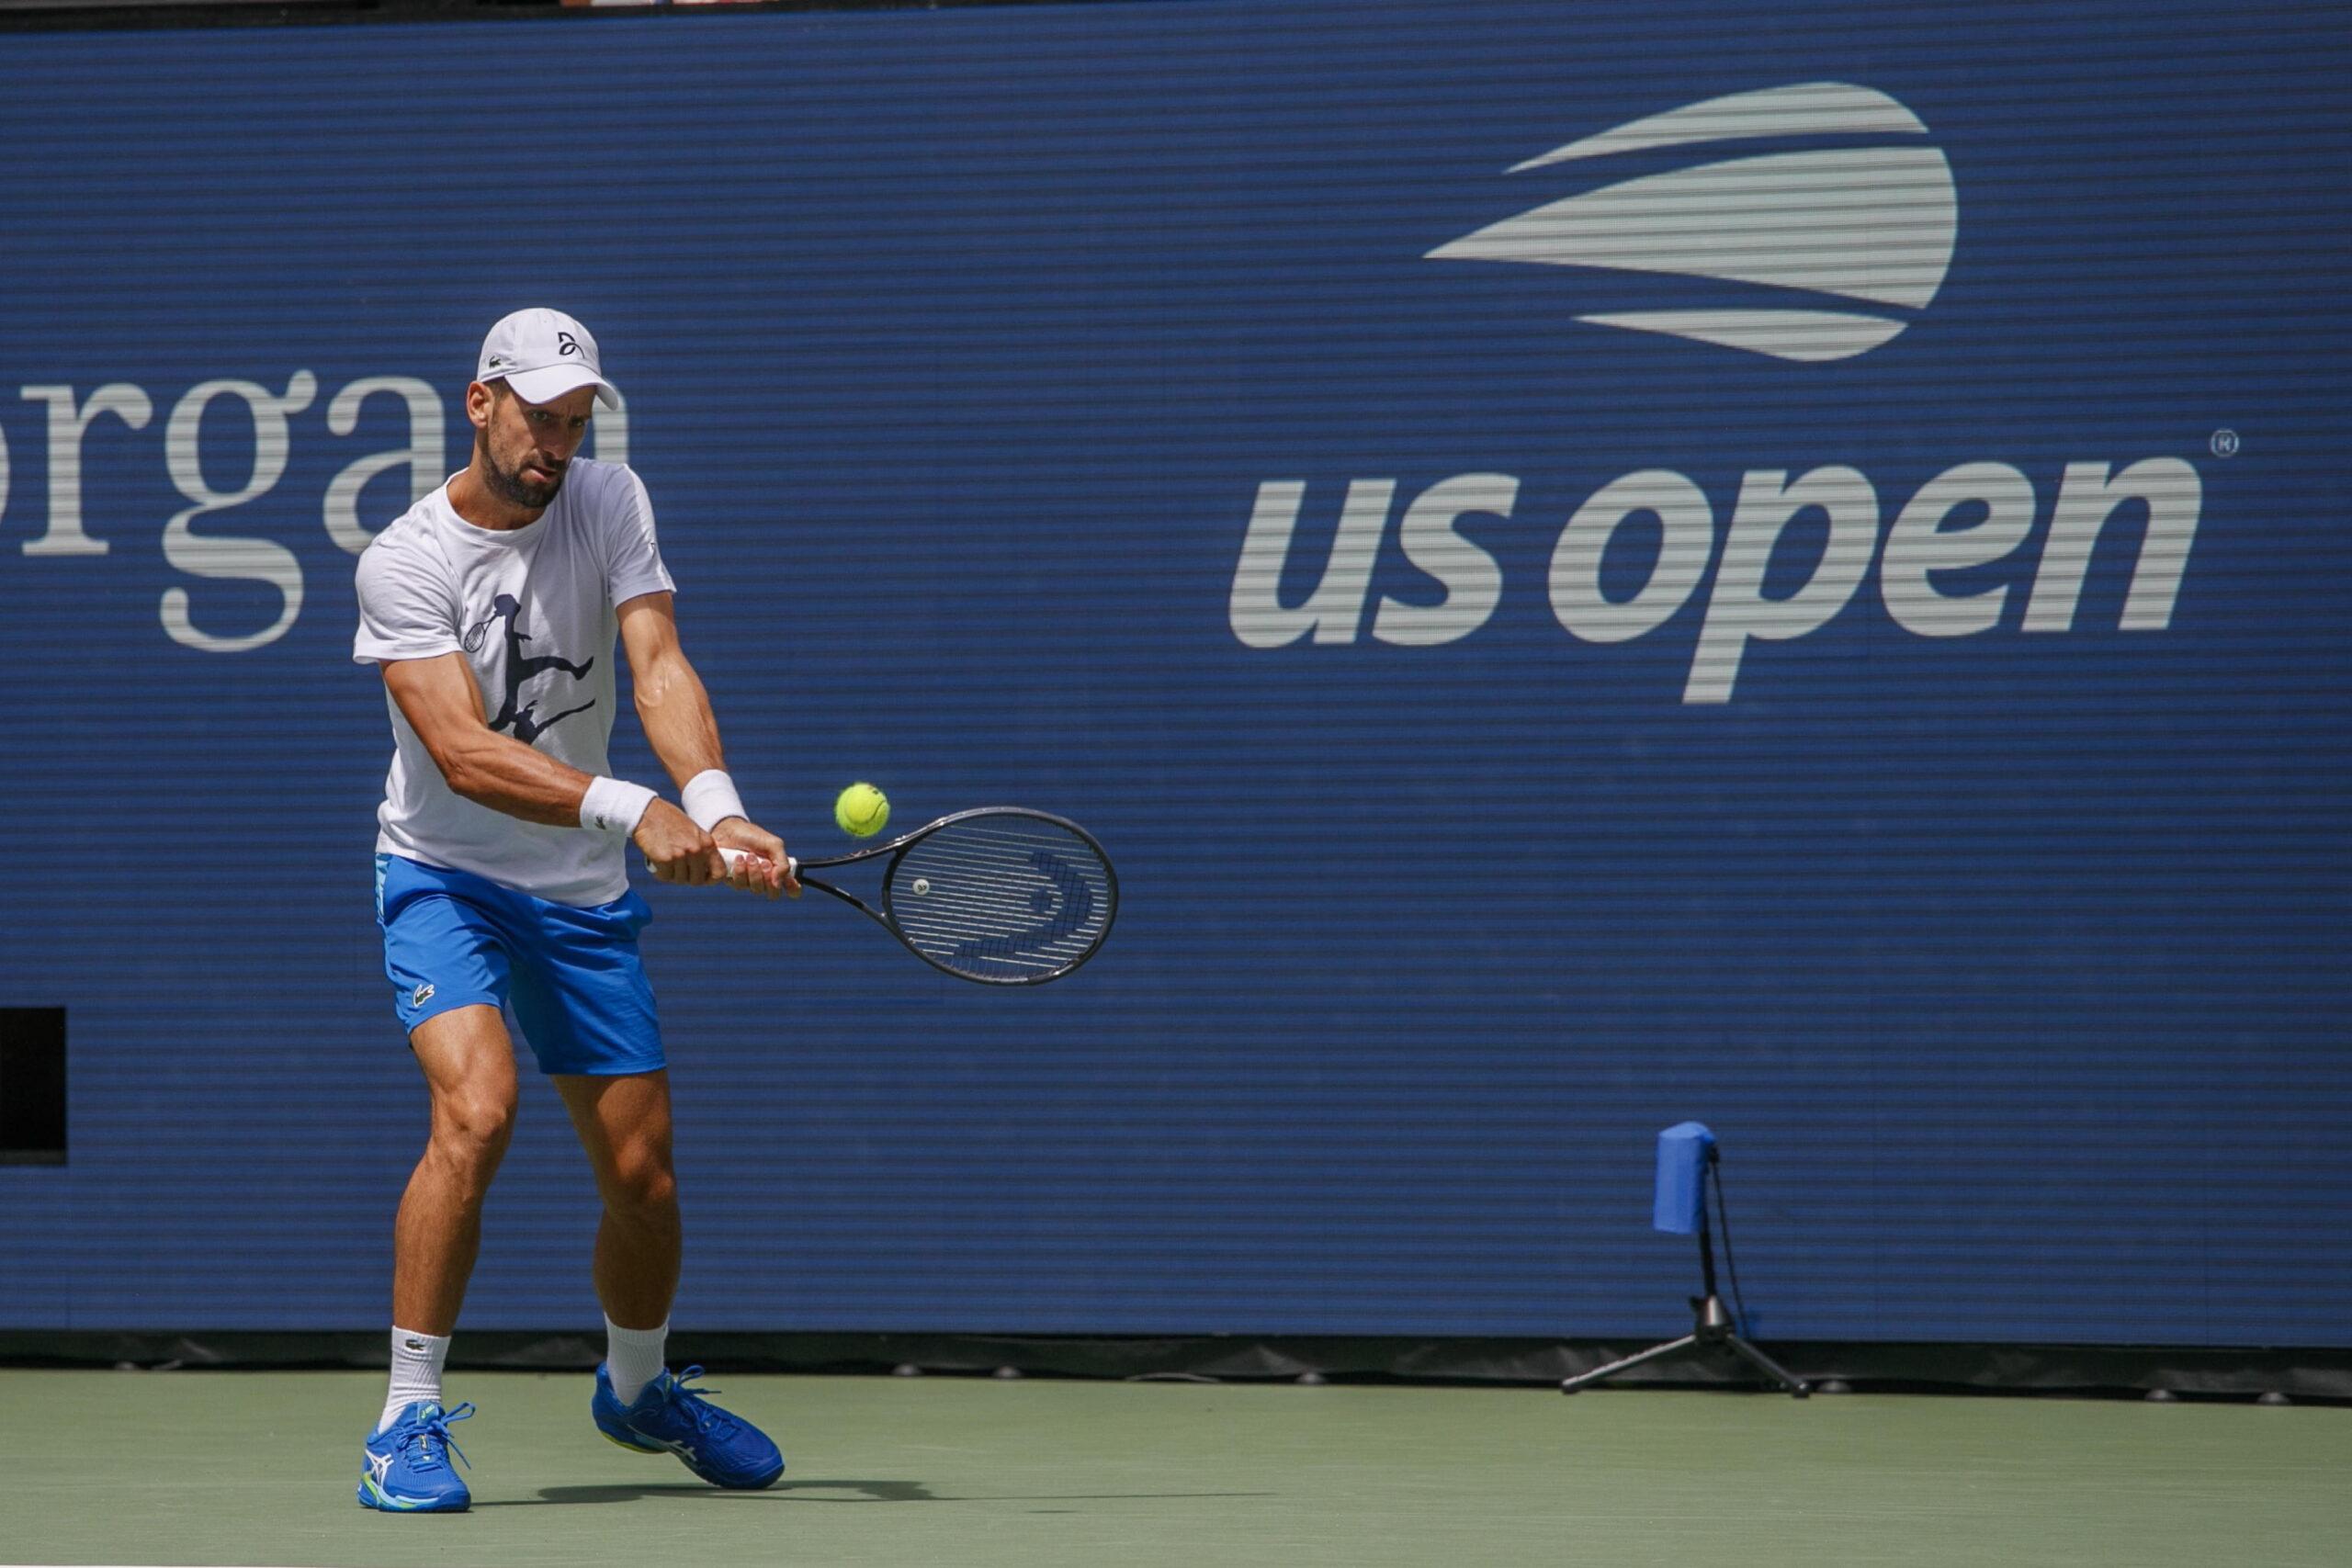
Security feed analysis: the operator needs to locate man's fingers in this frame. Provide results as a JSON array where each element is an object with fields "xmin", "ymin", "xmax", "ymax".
[
  {"xmin": 753, "ymin": 837, "xmax": 797, "ymax": 899},
  {"xmin": 652, "ymin": 852, "xmax": 719, "ymax": 885},
  {"xmin": 712, "ymin": 829, "xmax": 792, "ymax": 899}
]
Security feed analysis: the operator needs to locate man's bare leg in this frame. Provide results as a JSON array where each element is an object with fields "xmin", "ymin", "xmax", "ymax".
[
  {"xmin": 558, "ymin": 1068, "xmax": 780, "ymax": 1487},
  {"xmin": 555, "ymin": 1070, "xmax": 682, "ymax": 1414},
  {"xmin": 368, "ymin": 1001, "xmax": 518, "ymax": 1455},
  {"xmin": 394, "ymin": 1005, "xmax": 521, "ymax": 1335},
  {"xmin": 551, "ymin": 1069, "xmax": 682, "ymax": 1331}
]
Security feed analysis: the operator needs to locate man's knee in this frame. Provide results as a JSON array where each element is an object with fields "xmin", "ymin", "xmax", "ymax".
[
  {"xmin": 431, "ymin": 1086, "xmax": 518, "ymax": 1173},
  {"xmin": 605, "ymin": 1138, "xmax": 678, "ymax": 1218},
  {"xmin": 413, "ymin": 1006, "xmax": 520, "ymax": 1179}
]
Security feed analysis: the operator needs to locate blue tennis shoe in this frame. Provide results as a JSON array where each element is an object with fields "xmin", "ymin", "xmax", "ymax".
[
  {"xmin": 592, "ymin": 1363, "xmax": 784, "ymax": 1490},
  {"xmin": 357, "ymin": 1400, "xmax": 474, "ymax": 1513}
]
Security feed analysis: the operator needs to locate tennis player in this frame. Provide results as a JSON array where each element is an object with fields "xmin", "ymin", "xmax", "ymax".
[{"xmin": 349, "ymin": 308, "xmax": 796, "ymax": 1513}]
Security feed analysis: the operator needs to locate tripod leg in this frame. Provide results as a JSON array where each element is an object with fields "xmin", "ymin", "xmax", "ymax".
[
  {"xmin": 1722, "ymin": 1334, "xmax": 1810, "ymax": 1397},
  {"xmin": 1559, "ymin": 1333, "xmax": 1701, "ymax": 1394}
]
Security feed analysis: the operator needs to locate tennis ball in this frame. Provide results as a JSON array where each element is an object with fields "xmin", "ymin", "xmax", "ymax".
[{"xmin": 835, "ymin": 781, "xmax": 890, "ymax": 838}]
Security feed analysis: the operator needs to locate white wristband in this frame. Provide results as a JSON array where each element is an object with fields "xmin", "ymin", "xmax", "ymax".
[
  {"xmin": 580, "ymin": 776, "xmax": 658, "ymax": 837},
  {"xmin": 681, "ymin": 768, "xmax": 747, "ymax": 831}
]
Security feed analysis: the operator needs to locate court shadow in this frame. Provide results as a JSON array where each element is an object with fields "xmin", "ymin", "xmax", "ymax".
[
  {"xmin": 475, "ymin": 1479, "xmax": 937, "ymax": 1506},
  {"xmin": 478, "ymin": 1479, "xmax": 1276, "ymax": 1506}
]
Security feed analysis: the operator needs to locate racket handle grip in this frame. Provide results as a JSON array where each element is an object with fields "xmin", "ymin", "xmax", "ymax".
[{"xmin": 718, "ymin": 846, "xmax": 798, "ymax": 876}]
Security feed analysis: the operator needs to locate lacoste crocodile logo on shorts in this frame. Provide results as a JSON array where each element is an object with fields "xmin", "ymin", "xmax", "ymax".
[{"xmin": 412, "ymin": 983, "xmax": 435, "ymax": 1008}]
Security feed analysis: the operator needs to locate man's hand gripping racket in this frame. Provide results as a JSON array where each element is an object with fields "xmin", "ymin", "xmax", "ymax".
[{"xmin": 718, "ymin": 807, "xmax": 1117, "ymax": 986}]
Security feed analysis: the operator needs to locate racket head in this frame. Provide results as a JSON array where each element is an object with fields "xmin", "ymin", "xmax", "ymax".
[{"xmin": 879, "ymin": 808, "xmax": 1118, "ymax": 985}]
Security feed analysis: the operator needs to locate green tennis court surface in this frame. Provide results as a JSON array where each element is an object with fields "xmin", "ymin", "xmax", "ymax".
[{"xmin": 1, "ymin": 1370, "xmax": 2344, "ymax": 1567}]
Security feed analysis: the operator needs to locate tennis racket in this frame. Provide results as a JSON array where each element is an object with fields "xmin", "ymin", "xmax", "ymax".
[{"xmin": 721, "ymin": 807, "xmax": 1117, "ymax": 986}]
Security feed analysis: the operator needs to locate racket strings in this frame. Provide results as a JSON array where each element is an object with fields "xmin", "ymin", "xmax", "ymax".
[{"xmin": 888, "ymin": 818, "xmax": 1114, "ymax": 981}]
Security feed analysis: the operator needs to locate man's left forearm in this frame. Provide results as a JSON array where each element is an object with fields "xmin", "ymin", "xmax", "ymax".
[{"xmin": 633, "ymin": 648, "xmax": 729, "ymax": 795}]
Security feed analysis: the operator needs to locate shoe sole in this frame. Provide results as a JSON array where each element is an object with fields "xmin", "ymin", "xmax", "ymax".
[
  {"xmin": 596, "ymin": 1420, "xmax": 782, "ymax": 1490},
  {"xmin": 357, "ymin": 1476, "xmax": 470, "ymax": 1514}
]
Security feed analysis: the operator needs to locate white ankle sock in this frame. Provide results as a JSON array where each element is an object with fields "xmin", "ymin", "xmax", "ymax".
[
  {"xmin": 380, "ymin": 1326, "xmax": 451, "ymax": 1434},
  {"xmin": 605, "ymin": 1316, "xmax": 670, "ymax": 1406}
]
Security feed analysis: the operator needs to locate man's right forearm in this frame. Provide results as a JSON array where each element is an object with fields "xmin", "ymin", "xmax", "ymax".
[
  {"xmin": 434, "ymin": 728, "xmax": 605, "ymax": 828},
  {"xmin": 380, "ymin": 654, "xmax": 656, "ymax": 836}
]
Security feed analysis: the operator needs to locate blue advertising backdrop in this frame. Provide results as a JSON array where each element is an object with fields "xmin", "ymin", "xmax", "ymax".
[{"xmin": 0, "ymin": 0, "xmax": 2345, "ymax": 1345}]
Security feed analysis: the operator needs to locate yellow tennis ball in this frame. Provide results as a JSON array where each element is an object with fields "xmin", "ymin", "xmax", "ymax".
[{"xmin": 835, "ymin": 782, "xmax": 890, "ymax": 838}]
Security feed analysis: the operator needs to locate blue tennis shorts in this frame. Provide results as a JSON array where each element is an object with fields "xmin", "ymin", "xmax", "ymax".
[{"xmin": 375, "ymin": 852, "xmax": 664, "ymax": 1077}]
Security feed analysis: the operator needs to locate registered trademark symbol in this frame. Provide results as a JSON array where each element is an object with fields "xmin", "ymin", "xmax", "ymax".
[{"xmin": 2211, "ymin": 428, "xmax": 2240, "ymax": 457}]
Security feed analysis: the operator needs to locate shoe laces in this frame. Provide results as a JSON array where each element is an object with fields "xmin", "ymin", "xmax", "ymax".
[
  {"xmin": 399, "ymin": 1401, "xmax": 474, "ymax": 1474},
  {"xmin": 654, "ymin": 1368, "xmax": 739, "ymax": 1437}
]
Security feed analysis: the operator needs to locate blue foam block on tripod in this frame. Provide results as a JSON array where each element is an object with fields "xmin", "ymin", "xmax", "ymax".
[{"xmin": 1653, "ymin": 1121, "xmax": 1715, "ymax": 1235}]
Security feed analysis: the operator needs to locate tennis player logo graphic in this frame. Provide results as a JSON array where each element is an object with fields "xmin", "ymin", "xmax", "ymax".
[
  {"xmin": 1428, "ymin": 81, "xmax": 1958, "ymax": 362},
  {"xmin": 462, "ymin": 593, "xmax": 595, "ymax": 744}
]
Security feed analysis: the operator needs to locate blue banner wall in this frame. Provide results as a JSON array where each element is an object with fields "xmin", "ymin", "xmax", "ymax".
[{"xmin": 0, "ymin": 0, "xmax": 2345, "ymax": 1345}]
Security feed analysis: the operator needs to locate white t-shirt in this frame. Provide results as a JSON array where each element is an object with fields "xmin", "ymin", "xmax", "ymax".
[{"xmin": 352, "ymin": 458, "xmax": 676, "ymax": 906}]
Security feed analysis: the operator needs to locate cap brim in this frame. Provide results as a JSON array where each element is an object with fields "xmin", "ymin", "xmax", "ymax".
[{"xmin": 500, "ymin": 365, "xmax": 621, "ymax": 409}]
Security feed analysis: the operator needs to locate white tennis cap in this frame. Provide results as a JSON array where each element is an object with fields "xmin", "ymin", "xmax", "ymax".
[{"xmin": 476, "ymin": 308, "xmax": 621, "ymax": 408}]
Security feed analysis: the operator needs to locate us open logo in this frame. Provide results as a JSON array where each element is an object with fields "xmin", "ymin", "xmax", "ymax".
[{"xmin": 1428, "ymin": 82, "xmax": 1958, "ymax": 362}]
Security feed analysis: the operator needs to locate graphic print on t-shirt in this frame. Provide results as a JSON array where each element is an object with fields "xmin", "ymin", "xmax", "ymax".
[{"xmin": 462, "ymin": 592, "xmax": 596, "ymax": 745}]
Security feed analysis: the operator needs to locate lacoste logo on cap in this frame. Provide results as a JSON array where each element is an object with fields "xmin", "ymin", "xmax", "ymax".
[{"xmin": 1428, "ymin": 82, "xmax": 1958, "ymax": 362}]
